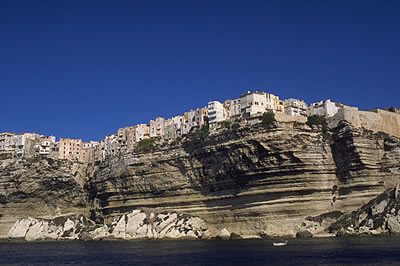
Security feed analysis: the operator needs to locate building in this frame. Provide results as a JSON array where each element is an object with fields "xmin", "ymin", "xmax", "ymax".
[
  {"xmin": 58, "ymin": 138, "xmax": 83, "ymax": 161},
  {"xmin": 208, "ymin": 101, "xmax": 225, "ymax": 128},
  {"xmin": 195, "ymin": 107, "xmax": 208, "ymax": 128},
  {"xmin": 224, "ymin": 99, "xmax": 241, "ymax": 120},
  {"xmin": 117, "ymin": 126, "xmax": 136, "ymax": 151},
  {"xmin": 135, "ymin": 124, "xmax": 150, "ymax": 142},
  {"xmin": 14, "ymin": 133, "xmax": 40, "ymax": 158},
  {"xmin": 240, "ymin": 91, "xmax": 282, "ymax": 118},
  {"xmin": 307, "ymin": 99, "xmax": 345, "ymax": 118},
  {"xmin": 284, "ymin": 98, "xmax": 308, "ymax": 116},
  {"xmin": 104, "ymin": 134, "xmax": 118, "ymax": 157},
  {"xmin": 162, "ymin": 118, "xmax": 174, "ymax": 140},
  {"xmin": 150, "ymin": 117, "xmax": 166, "ymax": 138},
  {"xmin": 33, "ymin": 136, "xmax": 56, "ymax": 156},
  {"xmin": 183, "ymin": 107, "xmax": 208, "ymax": 134},
  {"xmin": 171, "ymin": 115, "xmax": 184, "ymax": 138},
  {"xmin": 275, "ymin": 100, "xmax": 285, "ymax": 114},
  {"xmin": 183, "ymin": 110, "xmax": 195, "ymax": 135},
  {"xmin": 0, "ymin": 132, "xmax": 15, "ymax": 151},
  {"xmin": 80, "ymin": 141, "xmax": 99, "ymax": 163}
]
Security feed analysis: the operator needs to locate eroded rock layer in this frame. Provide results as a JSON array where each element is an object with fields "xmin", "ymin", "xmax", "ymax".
[{"xmin": 89, "ymin": 121, "xmax": 400, "ymax": 237}]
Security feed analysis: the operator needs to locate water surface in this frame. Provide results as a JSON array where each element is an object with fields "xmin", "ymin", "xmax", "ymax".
[{"xmin": 1, "ymin": 237, "xmax": 399, "ymax": 265}]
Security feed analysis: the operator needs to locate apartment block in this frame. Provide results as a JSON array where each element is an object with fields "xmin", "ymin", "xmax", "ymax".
[
  {"xmin": 33, "ymin": 136, "xmax": 56, "ymax": 156},
  {"xmin": 58, "ymin": 138, "xmax": 83, "ymax": 161},
  {"xmin": 80, "ymin": 141, "xmax": 99, "ymax": 164},
  {"xmin": 284, "ymin": 98, "xmax": 308, "ymax": 116},
  {"xmin": 183, "ymin": 107, "xmax": 208, "ymax": 134},
  {"xmin": 104, "ymin": 134, "xmax": 118, "ymax": 157},
  {"xmin": 171, "ymin": 115, "xmax": 184, "ymax": 138},
  {"xmin": 223, "ymin": 99, "xmax": 241, "ymax": 120},
  {"xmin": 14, "ymin": 133, "xmax": 40, "ymax": 158},
  {"xmin": 208, "ymin": 101, "xmax": 225, "ymax": 128},
  {"xmin": 150, "ymin": 117, "xmax": 166, "ymax": 138},
  {"xmin": 240, "ymin": 91, "xmax": 282, "ymax": 118},
  {"xmin": 117, "ymin": 126, "xmax": 136, "ymax": 151},
  {"xmin": 135, "ymin": 124, "xmax": 150, "ymax": 142}
]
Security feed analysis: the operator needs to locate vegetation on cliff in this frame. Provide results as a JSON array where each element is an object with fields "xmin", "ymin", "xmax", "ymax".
[
  {"xmin": 136, "ymin": 138, "xmax": 156, "ymax": 152},
  {"xmin": 261, "ymin": 111, "xmax": 277, "ymax": 128}
]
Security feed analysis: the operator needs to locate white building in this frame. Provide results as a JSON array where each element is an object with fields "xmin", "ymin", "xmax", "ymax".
[
  {"xmin": 208, "ymin": 101, "xmax": 225, "ymax": 127},
  {"xmin": 104, "ymin": 134, "xmax": 118, "ymax": 156},
  {"xmin": 37, "ymin": 136, "xmax": 56, "ymax": 155},
  {"xmin": 307, "ymin": 99, "xmax": 344, "ymax": 118},
  {"xmin": 284, "ymin": 98, "xmax": 308, "ymax": 117}
]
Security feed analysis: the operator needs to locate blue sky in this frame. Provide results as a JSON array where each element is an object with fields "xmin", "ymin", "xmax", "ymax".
[{"xmin": 1, "ymin": 0, "xmax": 399, "ymax": 141}]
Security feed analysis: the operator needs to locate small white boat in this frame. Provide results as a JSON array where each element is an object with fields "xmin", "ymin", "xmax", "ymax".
[{"xmin": 273, "ymin": 240, "xmax": 288, "ymax": 246}]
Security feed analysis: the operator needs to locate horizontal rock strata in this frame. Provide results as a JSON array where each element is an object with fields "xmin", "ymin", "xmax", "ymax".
[{"xmin": 89, "ymin": 121, "xmax": 400, "ymax": 237}]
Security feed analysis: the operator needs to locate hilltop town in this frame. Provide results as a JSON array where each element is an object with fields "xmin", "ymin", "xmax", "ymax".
[{"xmin": 1, "ymin": 90, "xmax": 399, "ymax": 164}]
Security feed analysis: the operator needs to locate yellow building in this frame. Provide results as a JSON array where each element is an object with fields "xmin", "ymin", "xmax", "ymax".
[{"xmin": 59, "ymin": 138, "xmax": 82, "ymax": 161}]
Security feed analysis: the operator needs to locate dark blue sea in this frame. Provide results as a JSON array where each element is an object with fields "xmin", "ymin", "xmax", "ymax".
[{"xmin": 1, "ymin": 237, "xmax": 400, "ymax": 265}]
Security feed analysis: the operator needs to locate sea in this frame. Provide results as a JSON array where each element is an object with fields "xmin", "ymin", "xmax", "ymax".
[{"xmin": 1, "ymin": 237, "xmax": 400, "ymax": 265}]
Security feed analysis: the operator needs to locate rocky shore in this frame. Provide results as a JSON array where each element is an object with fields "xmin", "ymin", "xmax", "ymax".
[{"xmin": 1, "ymin": 120, "xmax": 400, "ymax": 240}]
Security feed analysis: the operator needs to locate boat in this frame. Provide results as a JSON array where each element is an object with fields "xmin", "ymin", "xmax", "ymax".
[{"xmin": 273, "ymin": 239, "xmax": 288, "ymax": 246}]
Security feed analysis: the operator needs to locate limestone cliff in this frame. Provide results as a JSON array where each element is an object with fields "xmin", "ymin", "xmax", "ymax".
[
  {"xmin": 88, "ymin": 121, "xmax": 400, "ymax": 237},
  {"xmin": 0, "ymin": 155, "xmax": 89, "ymax": 238},
  {"xmin": 1, "ymin": 120, "xmax": 400, "ymax": 239}
]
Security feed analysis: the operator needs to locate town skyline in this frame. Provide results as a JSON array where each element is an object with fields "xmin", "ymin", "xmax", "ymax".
[{"xmin": 1, "ymin": 1, "xmax": 399, "ymax": 141}]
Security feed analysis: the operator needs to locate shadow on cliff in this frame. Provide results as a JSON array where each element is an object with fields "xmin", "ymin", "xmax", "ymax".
[
  {"xmin": 180, "ymin": 124, "xmax": 306, "ymax": 200},
  {"xmin": 330, "ymin": 121, "xmax": 366, "ymax": 183}
]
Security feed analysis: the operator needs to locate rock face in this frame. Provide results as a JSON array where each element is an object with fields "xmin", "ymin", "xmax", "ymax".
[
  {"xmin": 1, "ymin": 120, "xmax": 400, "ymax": 239},
  {"xmin": 329, "ymin": 186, "xmax": 400, "ymax": 236},
  {"xmin": 89, "ymin": 121, "xmax": 400, "ymax": 237},
  {"xmin": 8, "ymin": 210, "xmax": 209, "ymax": 241},
  {"xmin": 0, "ymin": 157, "xmax": 89, "ymax": 238}
]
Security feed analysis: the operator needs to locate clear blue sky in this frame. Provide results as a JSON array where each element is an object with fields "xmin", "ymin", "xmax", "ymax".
[{"xmin": 1, "ymin": 0, "xmax": 399, "ymax": 141}]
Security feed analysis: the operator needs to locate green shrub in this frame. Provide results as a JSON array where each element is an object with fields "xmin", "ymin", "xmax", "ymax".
[
  {"xmin": 261, "ymin": 111, "xmax": 277, "ymax": 128},
  {"xmin": 137, "ymin": 138, "xmax": 156, "ymax": 152},
  {"xmin": 306, "ymin": 115, "xmax": 327, "ymax": 128},
  {"xmin": 307, "ymin": 115, "xmax": 330, "ymax": 140},
  {"xmin": 196, "ymin": 125, "xmax": 209, "ymax": 138}
]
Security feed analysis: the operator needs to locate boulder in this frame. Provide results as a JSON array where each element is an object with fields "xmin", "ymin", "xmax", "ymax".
[
  {"xmin": 387, "ymin": 215, "xmax": 400, "ymax": 234},
  {"xmin": 296, "ymin": 230, "xmax": 313, "ymax": 238},
  {"xmin": 8, "ymin": 217, "xmax": 36, "ymax": 240},
  {"xmin": 218, "ymin": 228, "xmax": 230, "ymax": 240},
  {"xmin": 230, "ymin": 232, "xmax": 242, "ymax": 240}
]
